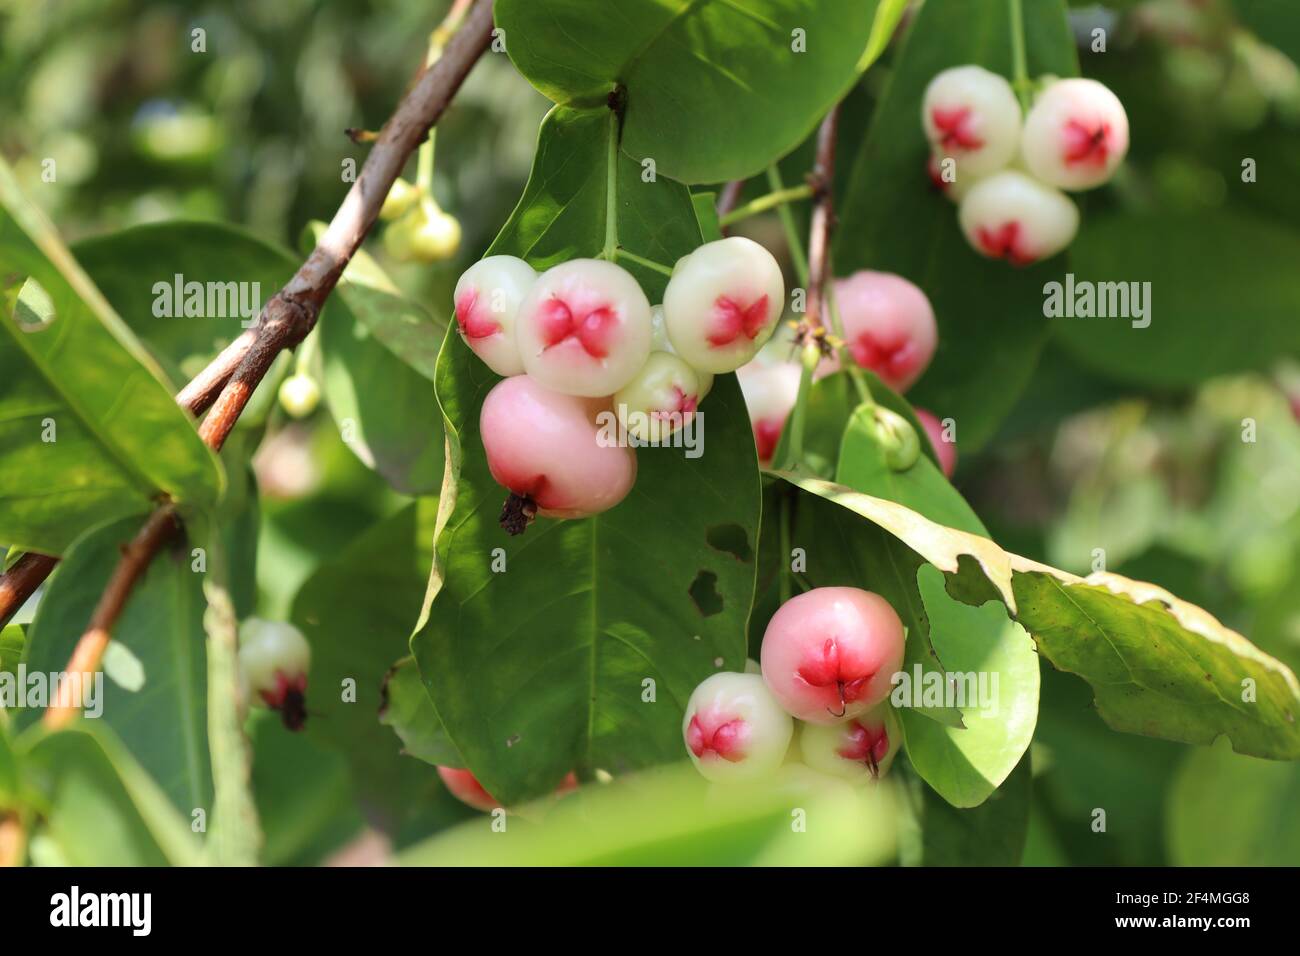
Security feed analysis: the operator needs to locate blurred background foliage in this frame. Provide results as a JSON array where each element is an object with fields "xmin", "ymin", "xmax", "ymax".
[{"xmin": 2, "ymin": 0, "xmax": 1298, "ymax": 865}]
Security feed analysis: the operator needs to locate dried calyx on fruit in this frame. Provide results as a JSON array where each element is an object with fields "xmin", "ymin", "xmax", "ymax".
[{"xmin": 238, "ymin": 618, "xmax": 311, "ymax": 731}]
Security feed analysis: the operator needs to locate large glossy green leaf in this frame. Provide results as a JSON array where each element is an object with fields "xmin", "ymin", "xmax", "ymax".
[
  {"xmin": 0, "ymin": 162, "xmax": 224, "ymax": 555},
  {"xmin": 497, "ymin": 0, "xmax": 908, "ymax": 183},
  {"xmin": 291, "ymin": 500, "xmax": 450, "ymax": 832},
  {"xmin": 21, "ymin": 725, "xmax": 204, "ymax": 866},
  {"xmin": 399, "ymin": 764, "xmax": 899, "ymax": 866},
  {"xmin": 414, "ymin": 106, "xmax": 762, "ymax": 805},
  {"xmin": 1167, "ymin": 737, "xmax": 1300, "ymax": 866},
  {"xmin": 1056, "ymin": 211, "xmax": 1300, "ymax": 386},
  {"xmin": 780, "ymin": 473, "xmax": 1300, "ymax": 759},
  {"xmin": 835, "ymin": 0, "xmax": 1078, "ymax": 450},
  {"xmin": 21, "ymin": 516, "xmax": 212, "ymax": 815}
]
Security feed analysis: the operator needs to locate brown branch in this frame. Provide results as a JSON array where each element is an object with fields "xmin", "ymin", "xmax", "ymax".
[
  {"xmin": 0, "ymin": 552, "xmax": 58, "ymax": 628},
  {"xmin": 36, "ymin": 0, "xmax": 497, "ymax": 727},
  {"xmin": 803, "ymin": 104, "xmax": 841, "ymax": 331},
  {"xmin": 715, "ymin": 180, "xmax": 745, "ymax": 225}
]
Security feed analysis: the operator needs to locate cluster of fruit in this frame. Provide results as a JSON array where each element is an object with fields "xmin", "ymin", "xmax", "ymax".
[
  {"xmin": 923, "ymin": 66, "xmax": 1129, "ymax": 264},
  {"xmin": 683, "ymin": 586, "xmax": 907, "ymax": 786},
  {"xmin": 736, "ymin": 270, "xmax": 956, "ymax": 476},
  {"xmin": 380, "ymin": 176, "xmax": 463, "ymax": 263},
  {"xmin": 459, "ymin": 238, "xmax": 785, "ymax": 533}
]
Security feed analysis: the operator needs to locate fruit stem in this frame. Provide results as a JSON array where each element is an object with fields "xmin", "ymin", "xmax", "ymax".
[
  {"xmin": 719, "ymin": 183, "xmax": 815, "ymax": 227},
  {"xmin": 602, "ymin": 110, "xmax": 620, "ymax": 261},
  {"xmin": 1008, "ymin": 0, "xmax": 1032, "ymax": 112},
  {"xmin": 614, "ymin": 248, "xmax": 674, "ymax": 277},
  {"xmin": 765, "ymin": 165, "xmax": 810, "ymax": 286},
  {"xmin": 777, "ymin": 339, "xmax": 822, "ymax": 471},
  {"xmin": 825, "ymin": 284, "xmax": 874, "ymax": 408},
  {"xmin": 778, "ymin": 492, "xmax": 793, "ymax": 605}
]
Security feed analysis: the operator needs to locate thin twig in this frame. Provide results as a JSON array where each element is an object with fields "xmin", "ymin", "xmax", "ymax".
[
  {"xmin": 36, "ymin": 0, "xmax": 498, "ymax": 727},
  {"xmin": 804, "ymin": 105, "xmax": 841, "ymax": 331},
  {"xmin": 715, "ymin": 180, "xmax": 745, "ymax": 224},
  {"xmin": 0, "ymin": 552, "xmax": 58, "ymax": 628}
]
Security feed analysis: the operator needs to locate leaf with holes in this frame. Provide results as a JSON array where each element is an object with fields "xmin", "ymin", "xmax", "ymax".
[
  {"xmin": 0, "ymin": 162, "xmax": 224, "ymax": 556},
  {"xmin": 412, "ymin": 104, "xmax": 762, "ymax": 804}
]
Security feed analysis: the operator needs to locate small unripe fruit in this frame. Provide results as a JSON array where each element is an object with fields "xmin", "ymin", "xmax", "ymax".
[
  {"xmin": 662, "ymin": 237, "xmax": 785, "ymax": 374},
  {"xmin": 798, "ymin": 704, "xmax": 902, "ymax": 782},
  {"xmin": 480, "ymin": 375, "xmax": 636, "ymax": 533},
  {"xmin": 453, "ymin": 255, "xmax": 538, "ymax": 376},
  {"xmin": 614, "ymin": 352, "xmax": 701, "ymax": 442},
  {"xmin": 958, "ymin": 170, "xmax": 1079, "ymax": 265},
  {"xmin": 238, "ymin": 618, "xmax": 311, "ymax": 731},
  {"xmin": 1020, "ymin": 78, "xmax": 1129, "ymax": 192},
  {"xmin": 832, "ymin": 271, "xmax": 938, "ymax": 393},
  {"xmin": 515, "ymin": 259, "xmax": 653, "ymax": 397},
  {"xmin": 683, "ymin": 672, "xmax": 794, "ymax": 783},
  {"xmin": 914, "ymin": 407, "xmax": 956, "ymax": 477},
  {"xmin": 651, "ymin": 305, "xmax": 713, "ymax": 398},
  {"xmin": 277, "ymin": 373, "xmax": 321, "ymax": 419},
  {"xmin": 384, "ymin": 205, "xmax": 461, "ymax": 263},
  {"xmin": 760, "ymin": 587, "xmax": 905, "ymax": 724},
  {"xmin": 922, "ymin": 65, "xmax": 1022, "ymax": 178},
  {"xmin": 736, "ymin": 359, "xmax": 801, "ymax": 465},
  {"xmin": 379, "ymin": 178, "xmax": 420, "ymax": 221}
]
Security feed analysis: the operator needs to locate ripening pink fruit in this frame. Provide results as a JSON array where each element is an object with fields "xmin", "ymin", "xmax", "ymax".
[
  {"xmin": 922, "ymin": 65, "xmax": 1022, "ymax": 178},
  {"xmin": 760, "ymin": 587, "xmax": 906, "ymax": 724},
  {"xmin": 958, "ymin": 170, "xmax": 1079, "ymax": 265},
  {"xmin": 662, "ymin": 237, "xmax": 785, "ymax": 374},
  {"xmin": 832, "ymin": 271, "xmax": 938, "ymax": 394},
  {"xmin": 437, "ymin": 766, "xmax": 500, "ymax": 812},
  {"xmin": 438, "ymin": 766, "xmax": 579, "ymax": 812},
  {"xmin": 614, "ymin": 352, "xmax": 701, "ymax": 442},
  {"xmin": 515, "ymin": 259, "xmax": 652, "ymax": 397},
  {"xmin": 798, "ymin": 703, "xmax": 902, "ymax": 782},
  {"xmin": 1020, "ymin": 78, "xmax": 1129, "ymax": 192},
  {"xmin": 736, "ymin": 359, "xmax": 801, "ymax": 465},
  {"xmin": 453, "ymin": 255, "xmax": 538, "ymax": 376},
  {"xmin": 683, "ymin": 672, "xmax": 794, "ymax": 782},
  {"xmin": 479, "ymin": 375, "xmax": 636, "ymax": 533},
  {"xmin": 914, "ymin": 407, "xmax": 956, "ymax": 477}
]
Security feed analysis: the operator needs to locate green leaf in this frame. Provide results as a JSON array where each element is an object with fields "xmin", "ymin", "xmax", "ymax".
[
  {"xmin": 1234, "ymin": 0, "xmax": 1300, "ymax": 64},
  {"xmin": 291, "ymin": 501, "xmax": 450, "ymax": 831},
  {"xmin": 835, "ymin": 0, "xmax": 1079, "ymax": 450},
  {"xmin": 780, "ymin": 472, "xmax": 1300, "ymax": 760},
  {"xmin": 416, "ymin": 103, "xmax": 762, "ymax": 803},
  {"xmin": 399, "ymin": 764, "xmax": 899, "ymax": 866},
  {"xmin": 898, "ymin": 566, "xmax": 1039, "ymax": 807},
  {"xmin": 249, "ymin": 713, "xmax": 366, "ymax": 866},
  {"xmin": 21, "ymin": 725, "xmax": 204, "ymax": 866},
  {"xmin": 21, "ymin": 516, "xmax": 211, "ymax": 814},
  {"xmin": 72, "ymin": 220, "xmax": 298, "ymax": 426},
  {"xmin": 1056, "ymin": 211, "xmax": 1300, "ymax": 387},
  {"xmin": 379, "ymin": 656, "xmax": 459, "ymax": 768},
  {"xmin": 902, "ymin": 753, "xmax": 1032, "ymax": 865},
  {"xmin": 0, "ymin": 623, "xmax": 25, "ymax": 677},
  {"xmin": 1167, "ymin": 736, "xmax": 1300, "ymax": 866},
  {"xmin": 497, "ymin": 0, "xmax": 908, "ymax": 183},
  {"xmin": 0, "ymin": 161, "xmax": 224, "ymax": 555}
]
